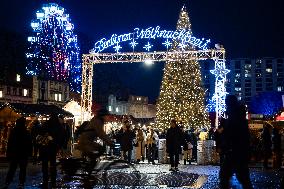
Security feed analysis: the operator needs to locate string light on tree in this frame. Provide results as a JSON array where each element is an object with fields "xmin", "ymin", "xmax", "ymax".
[
  {"xmin": 155, "ymin": 6, "xmax": 210, "ymax": 130},
  {"xmin": 26, "ymin": 3, "xmax": 81, "ymax": 92}
]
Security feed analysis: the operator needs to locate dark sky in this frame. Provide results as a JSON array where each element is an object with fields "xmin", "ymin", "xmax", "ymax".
[{"xmin": 1, "ymin": 0, "xmax": 284, "ymax": 101}]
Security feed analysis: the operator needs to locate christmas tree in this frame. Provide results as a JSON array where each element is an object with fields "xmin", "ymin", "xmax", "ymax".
[
  {"xmin": 26, "ymin": 3, "xmax": 81, "ymax": 92},
  {"xmin": 155, "ymin": 6, "xmax": 210, "ymax": 130}
]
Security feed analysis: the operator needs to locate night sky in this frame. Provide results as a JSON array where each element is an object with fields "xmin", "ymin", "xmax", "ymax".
[{"xmin": 1, "ymin": 0, "xmax": 284, "ymax": 102}]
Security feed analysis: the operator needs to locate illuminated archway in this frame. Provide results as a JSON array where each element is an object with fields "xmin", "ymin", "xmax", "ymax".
[{"xmin": 81, "ymin": 9, "xmax": 229, "ymax": 128}]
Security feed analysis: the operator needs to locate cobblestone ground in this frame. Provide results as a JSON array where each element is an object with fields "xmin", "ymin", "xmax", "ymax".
[{"xmin": 0, "ymin": 159, "xmax": 283, "ymax": 189}]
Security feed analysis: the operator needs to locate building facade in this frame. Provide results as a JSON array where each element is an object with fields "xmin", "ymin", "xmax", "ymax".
[
  {"xmin": 0, "ymin": 74, "xmax": 33, "ymax": 104},
  {"xmin": 108, "ymin": 94, "xmax": 129, "ymax": 115},
  {"xmin": 200, "ymin": 58, "xmax": 284, "ymax": 105},
  {"xmin": 33, "ymin": 76, "xmax": 70, "ymax": 107},
  {"xmin": 108, "ymin": 94, "xmax": 156, "ymax": 118},
  {"xmin": 0, "ymin": 73, "xmax": 70, "ymax": 107}
]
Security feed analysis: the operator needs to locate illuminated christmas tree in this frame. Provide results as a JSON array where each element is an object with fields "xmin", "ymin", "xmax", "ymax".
[
  {"xmin": 26, "ymin": 3, "xmax": 81, "ymax": 92},
  {"xmin": 155, "ymin": 6, "xmax": 210, "ymax": 130}
]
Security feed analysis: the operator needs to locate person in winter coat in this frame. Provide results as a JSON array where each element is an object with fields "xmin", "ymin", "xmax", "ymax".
[
  {"xmin": 120, "ymin": 120, "xmax": 135, "ymax": 163},
  {"xmin": 135, "ymin": 128, "xmax": 146, "ymax": 163},
  {"xmin": 77, "ymin": 109, "xmax": 114, "ymax": 159},
  {"xmin": 38, "ymin": 113, "xmax": 66, "ymax": 188},
  {"xmin": 58, "ymin": 115, "xmax": 71, "ymax": 157},
  {"xmin": 219, "ymin": 95, "xmax": 252, "ymax": 189},
  {"xmin": 4, "ymin": 117, "xmax": 32, "ymax": 189},
  {"xmin": 146, "ymin": 127, "xmax": 159, "ymax": 164},
  {"xmin": 181, "ymin": 126, "xmax": 193, "ymax": 165},
  {"xmin": 166, "ymin": 119, "xmax": 183, "ymax": 171}
]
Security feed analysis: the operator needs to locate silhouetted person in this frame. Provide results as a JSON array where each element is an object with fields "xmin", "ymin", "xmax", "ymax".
[
  {"xmin": 58, "ymin": 115, "xmax": 71, "ymax": 157},
  {"xmin": 188, "ymin": 129, "xmax": 198, "ymax": 162},
  {"xmin": 39, "ymin": 113, "xmax": 65, "ymax": 188},
  {"xmin": 166, "ymin": 119, "xmax": 183, "ymax": 171},
  {"xmin": 30, "ymin": 120, "xmax": 41, "ymax": 164},
  {"xmin": 4, "ymin": 117, "xmax": 32, "ymax": 189},
  {"xmin": 214, "ymin": 118, "xmax": 225, "ymax": 164},
  {"xmin": 219, "ymin": 95, "xmax": 253, "ymax": 189},
  {"xmin": 262, "ymin": 123, "xmax": 272, "ymax": 169},
  {"xmin": 120, "ymin": 121, "xmax": 135, "ymax": 163},
  {"xmin": 272, "ymin": 127, "xmax": 281, "ymax": 168}
]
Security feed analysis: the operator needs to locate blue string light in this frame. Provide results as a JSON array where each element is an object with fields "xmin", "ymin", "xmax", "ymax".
[
  {"xmin": 26, "ymin": 3, "xmax": 81, "ymax": 92},
  {"xmin": 143, "ymin": 42, "xmax": 153, "ymax": 51}
]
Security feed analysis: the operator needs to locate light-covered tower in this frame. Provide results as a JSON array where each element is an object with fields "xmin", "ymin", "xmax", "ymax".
[
  {"xmin": 155, "ymin": 6, "xmax": 210, "ymax": 130},
  {"xmin": 26, "ymin": 3, "xmax": 81, "ymax": 92}
]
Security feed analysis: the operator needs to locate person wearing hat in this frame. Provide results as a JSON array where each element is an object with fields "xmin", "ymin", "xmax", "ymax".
[{"xmin": 77, "ymin": 108, "xmax": 114, "ymax": 161}]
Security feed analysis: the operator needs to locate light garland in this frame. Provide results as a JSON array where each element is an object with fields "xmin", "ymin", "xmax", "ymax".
[
  {"xmin": 26, "ymin": 3, "xmax": 81, "ymax": 92},
  {"xmin": 92, "ymin": 26, "xmax": 211, "ymax": 53}
]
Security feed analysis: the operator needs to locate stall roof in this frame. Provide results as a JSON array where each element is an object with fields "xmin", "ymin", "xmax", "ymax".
[{"xmin": 0, "ymin": 103, "xmax": 74, "ymax": 117}]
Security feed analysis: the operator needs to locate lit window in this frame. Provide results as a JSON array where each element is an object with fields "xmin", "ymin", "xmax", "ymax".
[
  {"xmin": 266, "ymin": 68, "xmax": 272, "ymax": 73},
  {"xmin": 277, "ymin": 86, "xmax": 283, "ymax": 92},
  {"xmin": 23, "ymin": 89, "xmax": 28, "ymax": 96},
  {"xmin": 58, "ymin": 94, "xmax": 62, "ymax": 101},
  {"xmin": 235, "ymin": 87, "xmax": 241, "ymax": 91},
  {"xmin": 0, "ymin": 91, "xmax": 2, "ymax": 98},
  {"xmin": 109, "ymin": 106, "xmax": 112, "ymax": 112},
  {"xmin": 116, "ymin": 107, "xmax": 119, "ymax": 112},
  {"xmin": 55, "ymin": 94, "xmax": 58, "ymax": 101},
  {"xmin": 16, "ymin": 74, "xmax": 21, "ymax": 82}
]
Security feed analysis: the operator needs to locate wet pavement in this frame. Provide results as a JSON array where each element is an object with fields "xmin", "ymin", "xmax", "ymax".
[{"xmin": 0, "ymin": 159, "xmax": 284, "ymax": 189}]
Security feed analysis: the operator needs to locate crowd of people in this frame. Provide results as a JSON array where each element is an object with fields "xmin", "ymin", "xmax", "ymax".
[
  {"xmin": 3, "ymin": 113, "xmax": 71, "ymax": 189},
  {"xmin": 1, "ymin": 94, "xmax": 284, "ymax": 189},
  {"xmin": 103, "ymin": 118, "xmax": 198, "ymax": 171}
]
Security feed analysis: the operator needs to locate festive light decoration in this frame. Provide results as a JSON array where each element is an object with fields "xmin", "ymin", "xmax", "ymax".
[
  {"xmin": 26, "ymin": 3, "xmax": 81, "ymax": 92},
  {"xmin": 130, "ymin": 40, "xmax": 138, "ymax": 49},
  {"xmin": 155, "ymin": 6, "xmax": 211, "ymax": 130},
  {"xmin": 113, "ymin": 43, "xmax": 122, "ymax": 53},
  {"xmin": 81, "ymin": 6, "xmax": 228, "ymax": 126},
  {"xmin": 162, "ymin": 39, "xmax": 172, "ymax": 50},
  {"xmin": 93, "ymin": 26, "xmax": 211, "ymax": 53},
  {"xmin": 143, "ymin": 42, "xmax": 153, "ymax": 51},
  {"xmin": 250, "ymin": 91, "xmax": 283, "ymax": 116}
]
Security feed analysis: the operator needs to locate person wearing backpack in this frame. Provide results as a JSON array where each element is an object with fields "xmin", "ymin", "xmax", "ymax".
[
  {"xmin": 3, "ymin": 117, "xmax": 32, "ymax": 189},
  {"xmin": 38, "ymin": 113, "xmax": 65, "ymax": 188}
]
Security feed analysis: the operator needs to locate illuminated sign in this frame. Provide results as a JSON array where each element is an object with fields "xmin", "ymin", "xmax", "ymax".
[{"xmin": 93, "ymin": 26, "xmax": 211, "ymax": 53}]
